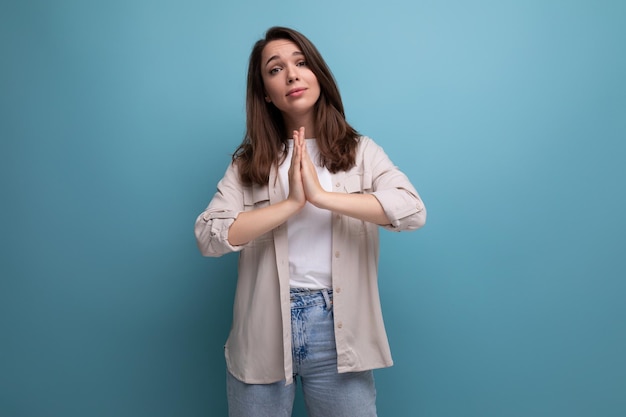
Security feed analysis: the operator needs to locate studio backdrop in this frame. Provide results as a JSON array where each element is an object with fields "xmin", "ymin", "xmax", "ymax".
[{"xmin": 1, "ymin": 1, "xmax": 625, "ymax": 416}]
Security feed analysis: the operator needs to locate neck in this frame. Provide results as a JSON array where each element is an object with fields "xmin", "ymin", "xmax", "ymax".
[{"xmin": 283, "ymin": 113, "xmax": 316, "ymax": 138}]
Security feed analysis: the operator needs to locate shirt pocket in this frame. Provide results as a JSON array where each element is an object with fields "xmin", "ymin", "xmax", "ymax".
[
  {"xmin": 243, "ymin": 185, "xmax": 270, "ymax": 208},
  {"xmin": 344, "ymin": 172, "xmax": 373, "ymax": 194},
  {"xmin": 242, "ymin": 185, "xmax": 273, "ymax": 243}
]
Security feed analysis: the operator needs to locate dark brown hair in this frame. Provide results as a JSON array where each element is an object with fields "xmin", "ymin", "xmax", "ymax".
[{"xmin": 233, "ymin": 26, "xmax": 359, "ymax": 185}]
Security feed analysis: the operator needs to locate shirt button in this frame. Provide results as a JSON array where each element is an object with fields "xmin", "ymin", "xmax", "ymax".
[
  {"xmin": 335, "ymin": 182, "xmax": 341, "ymax": 188},
  {"xmin": 337, "ymin": 322, "xmax": 343, "ymax": 329},
  {"xmin": 335, "ymin": 251, "xmax": 340, "ymax": 258},
  {"xmin": 335, "ymin": 287, "xmax": 341, "ymax": 293}
]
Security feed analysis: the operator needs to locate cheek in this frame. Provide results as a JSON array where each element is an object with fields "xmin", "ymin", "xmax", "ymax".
[
  {"xmin": 309, "ymin": 78, "xmax": 321, "ymax": 98},
  {"xmin": 307, "ymin": 74, "xmax": 320, "ymax": 93},
  {"xmin": 265, "ymin": 81, "xmax": 282, "ymax": 101}
]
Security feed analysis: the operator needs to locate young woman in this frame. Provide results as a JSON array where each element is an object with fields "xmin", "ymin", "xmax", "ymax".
[{"xmin": 195, "ymin": 26, "xmax": 426, "ymax": 417}]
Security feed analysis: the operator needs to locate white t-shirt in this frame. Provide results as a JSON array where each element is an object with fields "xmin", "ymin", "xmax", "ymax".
[{"xmin": 278, "ymin": 139, "xmax": 333, "ymax": 289}]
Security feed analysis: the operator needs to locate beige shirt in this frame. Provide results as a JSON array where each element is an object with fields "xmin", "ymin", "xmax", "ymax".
[{"xmin": 195, "ymin": 136, "xmax": 426, "ymax": 385}]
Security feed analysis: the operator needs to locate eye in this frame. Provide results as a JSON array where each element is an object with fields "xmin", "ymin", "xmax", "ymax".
[
  {"xmin": 296, "ymin": 60, "xmax": 307, "ymax": 67},
  {"xmin": 269, "ymin": 67, "xmax": 282, "ymax": 75}
]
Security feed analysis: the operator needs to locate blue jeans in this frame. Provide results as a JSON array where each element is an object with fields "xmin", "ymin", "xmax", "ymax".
[{"xmin": 227, "ymin": 288, "xmax": 377, "ymax": 417}]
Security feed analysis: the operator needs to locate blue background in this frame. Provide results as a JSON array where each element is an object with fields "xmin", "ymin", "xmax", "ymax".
[{"xmin": 1, "ymin": 1, "xmax": 625, "ymax": 416}]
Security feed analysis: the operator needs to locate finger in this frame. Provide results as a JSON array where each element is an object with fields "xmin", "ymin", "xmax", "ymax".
[
  {"xmin": 289, "ymin": 141, "xmax": 298, "ymax": 174},
  {"xmin": 293, "ymin": 131, "xmax": 302, "ymax": 164},
  {"xmin": 293, "ymin": 129, "xmax": 299, "ymax": 150},
  {"xmin": 301, "ymin": 138, "xmax": 311, "ymax": 163}
]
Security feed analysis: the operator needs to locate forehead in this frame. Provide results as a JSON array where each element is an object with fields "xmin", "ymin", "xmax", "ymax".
[{"xmin": 261, "ymin": 39, "xmax": 302, "ymax": 63}]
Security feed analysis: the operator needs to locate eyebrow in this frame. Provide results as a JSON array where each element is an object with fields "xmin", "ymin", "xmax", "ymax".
[{"xmin": 265, "ymin": 51, "xmax": 305, "ymax": 68}]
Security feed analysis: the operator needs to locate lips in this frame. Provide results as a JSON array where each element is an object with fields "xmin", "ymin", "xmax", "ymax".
[{"xmin": 286, "ymin": 87, "xmax": 306, "ymax": 96}]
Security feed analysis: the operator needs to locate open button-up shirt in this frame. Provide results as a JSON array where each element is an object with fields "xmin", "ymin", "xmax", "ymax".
[{"xmin": 195, "ymin": 136, "xmax": 426, "ymax": 384}]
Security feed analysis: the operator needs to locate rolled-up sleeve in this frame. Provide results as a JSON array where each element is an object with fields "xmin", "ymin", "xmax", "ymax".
[
  {"xmin": 195, "ymin": 163, "xmax": 247, "ymax": 257},
  {"xmin": 364, "ymin": 138, "xmax": 427, "ymax": 231}
]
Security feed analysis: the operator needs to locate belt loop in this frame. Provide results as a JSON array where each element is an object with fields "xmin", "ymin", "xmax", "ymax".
[{"xmin": 321, "ymin": 288, "xmax": 332, "ymax": 311}]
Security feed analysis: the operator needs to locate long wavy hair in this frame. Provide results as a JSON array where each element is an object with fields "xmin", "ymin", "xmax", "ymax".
[{"xmin": 233, "ymin": 26, "xmax": 359, "ymax": 185}]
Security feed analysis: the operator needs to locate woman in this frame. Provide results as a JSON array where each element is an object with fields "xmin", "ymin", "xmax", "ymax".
[{"xmin": 195, "ymin": 26, "xmax": 426, "ymax": 417}]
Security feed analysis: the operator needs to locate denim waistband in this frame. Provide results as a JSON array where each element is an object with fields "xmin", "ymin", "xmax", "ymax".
[{"xmin": 290, "ymin": 288, "xmax": 333, "ymax": 310}]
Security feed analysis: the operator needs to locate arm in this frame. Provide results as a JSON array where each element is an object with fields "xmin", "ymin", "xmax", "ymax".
[
  {"xmin": 197, "ymin": 132, "xmax": 308, "ymax": 254},
  {"xmin": 194, "ymin": 162, "xmax": 245, "ymax": 257},
  {"xmin": 312, "ymin": 192, "xmax": 389, "ymax": 225},
  {"xmin": 228, "ymin": 132, "xmax": 306, "ymax": 246},
  {"xmin": 297, "ymin": 128, "xmax": 390, "ymax": 225},
  {"xmin": 367, "ymin": 138, "xmax": 426, "ymax": 230},
  {"xmin": 227, "ymin": 199, "xmax": 302, "ymax": 246},
  {"xmin": 301, "ymin": 173, "xmax": 390, "ymax": 225},
  {"xmin": 297, "ymin": 128, "xmax": 425, "ymax": 230}
]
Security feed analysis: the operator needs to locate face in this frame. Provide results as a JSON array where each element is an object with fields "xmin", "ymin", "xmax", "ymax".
[{"xmin": 261, "ymin": 39, "xmax": 321, "ymax": 128}]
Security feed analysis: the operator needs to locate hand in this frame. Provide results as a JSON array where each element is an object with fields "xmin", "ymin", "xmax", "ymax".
[
  {"xmin": 287, "ymin": 127, "xmax": 306, "ymax": 208},
  {"xmin": 296, "ymin": 127, "xmax": 327, "ymax": 207}
]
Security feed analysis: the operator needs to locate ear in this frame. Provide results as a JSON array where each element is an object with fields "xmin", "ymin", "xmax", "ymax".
[{"xmin": 264, "ymin": 95, "xmax": 271, "ymax": 103}]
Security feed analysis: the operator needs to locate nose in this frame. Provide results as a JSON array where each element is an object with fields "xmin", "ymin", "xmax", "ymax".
[{"xmin": 286, "ymin": 64, "xmax": 299, "ymax": 84}]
